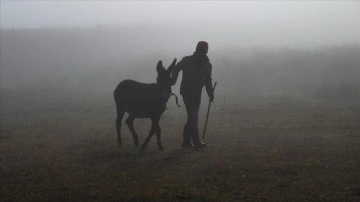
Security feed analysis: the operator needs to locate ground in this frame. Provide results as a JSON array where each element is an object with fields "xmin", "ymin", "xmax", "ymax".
[{"xmin": 1, "ymin": 89, "xmax": 359, "ymax": 201}]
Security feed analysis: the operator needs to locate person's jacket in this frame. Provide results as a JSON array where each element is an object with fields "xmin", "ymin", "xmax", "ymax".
[{"xmin": 171, "ymin": 53, "xmax": 213, "ymax": 99}]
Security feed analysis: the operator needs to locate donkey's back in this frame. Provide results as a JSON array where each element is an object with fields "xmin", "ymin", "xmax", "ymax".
[{"xmin": 114, "ymin": 79, "xmax": 162, "ymax": 118}]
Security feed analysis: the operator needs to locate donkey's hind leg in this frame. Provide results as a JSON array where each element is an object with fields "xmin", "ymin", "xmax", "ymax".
[
  {"xmin": 115, "ymin": 103, "xmax": 125, "ymax": 147},
  {"xmin": 125, "ymin": 115, "xmax": 139, "ymax": 147}
]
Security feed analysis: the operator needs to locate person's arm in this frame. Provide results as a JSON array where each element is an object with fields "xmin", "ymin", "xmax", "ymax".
[
  {"xmin": 171, "ymin": 57, "xmax": 186, "ymax": 85},
  {"xmin": 204, "ymin": 62, "xmax": 214, "ymax": 101}
]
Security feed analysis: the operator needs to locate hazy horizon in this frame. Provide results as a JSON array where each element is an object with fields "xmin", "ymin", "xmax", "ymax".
[{"xmin": 1, "ymin": 1, "xmax": 360, "ymax": 97}]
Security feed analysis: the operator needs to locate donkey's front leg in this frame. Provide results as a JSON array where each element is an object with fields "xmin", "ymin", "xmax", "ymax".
[
  {"xmin": 152, "ymin": 116, "xmax": 164, "ymax": 151},
  {"xmin": 141, "ymin": 123, "xmax": 155, "ymax": 150}
]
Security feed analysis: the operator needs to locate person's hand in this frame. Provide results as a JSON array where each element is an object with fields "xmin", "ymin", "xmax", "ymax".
[{"xmin": 209, "ymin": 95, "xmax": 215, "ymax": 102}]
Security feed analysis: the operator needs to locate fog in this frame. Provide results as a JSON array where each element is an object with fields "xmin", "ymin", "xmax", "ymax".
[
  {"xmin": 2, "ymin": 1, "xmax": 360, "ymax": 47},
  {"xmin": 1, "ymin": 1, "xmax": 360, "ymax": 100}
]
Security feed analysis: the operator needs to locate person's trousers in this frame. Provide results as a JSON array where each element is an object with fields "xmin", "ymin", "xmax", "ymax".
[{"xmin": 182, "ymin": 94, "xmax": 202, "ymax": 145}]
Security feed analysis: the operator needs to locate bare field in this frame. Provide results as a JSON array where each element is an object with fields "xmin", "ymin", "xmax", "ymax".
[{"xmin": 1, "ymin": 90, "xmax": 360, "ymax": 201}]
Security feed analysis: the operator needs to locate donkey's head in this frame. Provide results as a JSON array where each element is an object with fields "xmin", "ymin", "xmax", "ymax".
[{"xmin": 156, "ymin": 58, "xmax": 177, "ymax": 95}]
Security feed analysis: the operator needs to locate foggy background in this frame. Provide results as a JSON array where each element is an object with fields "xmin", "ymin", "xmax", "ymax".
[{"xmin": 1, "ymin": 1, "xmax": 360, "ymax": 100}]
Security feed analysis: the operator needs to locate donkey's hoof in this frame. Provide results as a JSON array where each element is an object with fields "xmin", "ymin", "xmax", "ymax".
[{"xmin": 141, "ymin": 144, "xmax": 147, "ymax": 150}]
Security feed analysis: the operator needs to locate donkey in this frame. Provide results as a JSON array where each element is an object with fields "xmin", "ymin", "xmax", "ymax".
[{"xmin": 114, "ymin": 58, "xmax": 179, "ymax": 151}]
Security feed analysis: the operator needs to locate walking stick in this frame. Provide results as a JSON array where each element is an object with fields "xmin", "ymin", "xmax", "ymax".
[{"xmin": 202, "ymin": 81, "xmax": 217, "ymax": 139}]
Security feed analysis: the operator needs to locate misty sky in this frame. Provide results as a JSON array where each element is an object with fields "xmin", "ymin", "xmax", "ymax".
[{"xmin": 1, "ymin": 1, "xmax": 360, "ymax": 47}]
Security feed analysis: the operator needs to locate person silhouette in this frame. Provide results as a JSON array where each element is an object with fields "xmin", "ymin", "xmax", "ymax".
[{"xmin": 171, "ymin": 41, "xmax": 214, "ymax": 149}]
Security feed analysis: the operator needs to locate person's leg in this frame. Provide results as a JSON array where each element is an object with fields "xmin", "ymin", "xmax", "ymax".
[
  {"xmin": 182, "ymin": 96, "xmax": 194, "ymax": 147},
  {"xmin": 191, "ymin": 97, "xmax": 206, "ymax": 148}
]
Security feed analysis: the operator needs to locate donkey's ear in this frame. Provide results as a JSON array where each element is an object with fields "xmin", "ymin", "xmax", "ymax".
[
  {"xmin": 167, "ymin": 58, "xmax": 177, "ymax": 73},
  {"xmin": 157, "ymin": 60, "xmax": 164, "ymax": 73}
]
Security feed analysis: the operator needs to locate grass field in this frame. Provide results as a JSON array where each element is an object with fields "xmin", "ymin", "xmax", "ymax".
[{"xmin": 1, "ymin": 89, "xmax": 359, "ymax": 201}]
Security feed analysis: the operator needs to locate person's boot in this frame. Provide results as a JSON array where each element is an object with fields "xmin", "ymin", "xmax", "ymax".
[
  {"xmin": 192, "ymin": 127, "xmax": 206, "ymax": 149},
  {"xmin": 182, "ymin": 125, "xmax": 194, "ymax": 148}
]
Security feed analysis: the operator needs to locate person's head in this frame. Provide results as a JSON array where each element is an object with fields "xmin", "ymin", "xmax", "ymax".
[{"xmin": 195, "ymin": 41, "xmax": 208, "ymax": 54}]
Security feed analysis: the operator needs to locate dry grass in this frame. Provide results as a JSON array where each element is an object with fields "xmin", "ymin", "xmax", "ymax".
[{"xmin": 1, "ymin": 90, "xmax": 360, "ymax": 201}]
